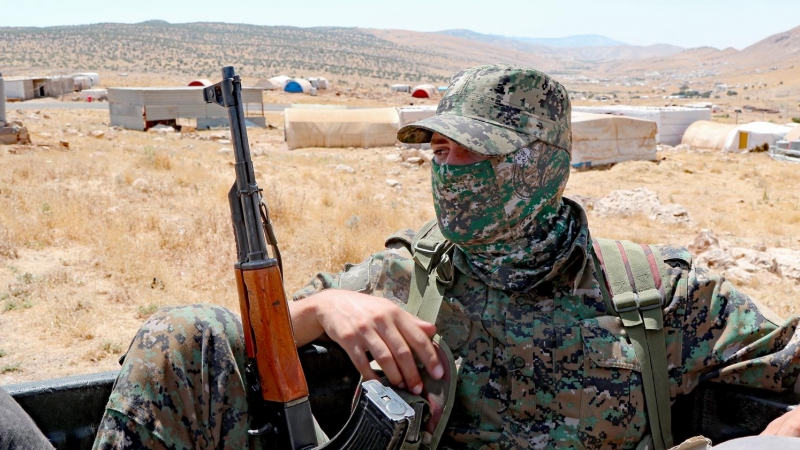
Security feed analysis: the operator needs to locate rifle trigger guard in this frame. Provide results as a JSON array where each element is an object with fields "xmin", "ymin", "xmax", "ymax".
[{"xmin": 247, "ymin": 422, "xmax": 275, "ymax": 436}]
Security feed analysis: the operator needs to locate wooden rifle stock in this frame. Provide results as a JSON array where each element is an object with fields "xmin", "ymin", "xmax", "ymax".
[{"xmin": 236, "ymin": 264, "xmax": 309, "ymax": 403}]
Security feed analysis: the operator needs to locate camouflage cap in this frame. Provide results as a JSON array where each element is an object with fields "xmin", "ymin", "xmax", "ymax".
[{"xmin": 397, "ymin": 64, "xmax": 572, "ymax": 156}]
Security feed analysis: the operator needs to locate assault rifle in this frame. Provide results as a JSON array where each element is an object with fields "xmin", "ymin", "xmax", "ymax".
[{"xmin": 203, "ymin": 66, "xmax": 418, "ymax": 449}]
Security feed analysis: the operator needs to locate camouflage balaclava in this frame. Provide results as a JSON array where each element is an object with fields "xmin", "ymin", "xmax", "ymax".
[{"xmin": 398, "ymin": 64, "xmax": 577, "ymax": 291}]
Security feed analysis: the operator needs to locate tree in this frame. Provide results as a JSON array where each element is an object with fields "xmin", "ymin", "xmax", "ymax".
[{"xmin": 727, "ymin": 90, "xmax": 738, "ymax": 96}]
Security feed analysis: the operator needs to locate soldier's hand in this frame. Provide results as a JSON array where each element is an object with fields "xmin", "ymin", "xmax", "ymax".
[
  {"xmin": 761, "ymin": 405, "xmax": 800, "ymax": 437},
  {"xmin": 292, "ymin": 289, "xmax": 444, "ymax": 395}
]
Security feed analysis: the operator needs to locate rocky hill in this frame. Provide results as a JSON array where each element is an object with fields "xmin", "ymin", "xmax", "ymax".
[{"xmin": 3, "ymin": 20, "xmax": 800, "ymax": 95}]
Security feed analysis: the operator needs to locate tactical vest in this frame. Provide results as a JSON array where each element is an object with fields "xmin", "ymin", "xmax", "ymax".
[{"xmin": 389, "ymin": 218, "xmax": 681, "ymax": 450}]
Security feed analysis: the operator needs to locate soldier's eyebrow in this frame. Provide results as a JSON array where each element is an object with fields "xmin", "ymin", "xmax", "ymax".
[{"xmin": 430, "ymin": 136, "xmax": 450, "ymax": 145}]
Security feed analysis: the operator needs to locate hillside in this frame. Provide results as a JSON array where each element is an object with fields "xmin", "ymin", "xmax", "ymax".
[
  {"xmin": 3, "ymin": 20, "xmax": 800, "ymax": 104},
  {"xmin": 0, "ymin": 22, "xmax": 462, "ymax": 85},
  {"xmin": 0, "ymin": 21, "xmax": 684, "ymax": 89}
]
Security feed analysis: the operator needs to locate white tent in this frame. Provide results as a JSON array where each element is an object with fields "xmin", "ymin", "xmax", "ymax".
[
  {"xmin": 391, "ymin": 84, "xmax": 411, "ymax": 93},
  {"xmin": 722, "ymin": 122, "xmax": 792, "ymax": 152},
  {"xmin": 256, "ymin": 75, "xmax": 291, "ymax": 90},
  {"xmin": 284, "ymin": 107, "xmax": 400, "ymax": 149},
  {"xmin": 681, "ymin": 120, "xmax": 740, "ymax": 150},
  {"xmin": 571, "ymin": 112, "xmax": 657, "ymax": 168},
  {"xmin": 572, "ymin": 106, "xmax": 710, "ymax": 145}
]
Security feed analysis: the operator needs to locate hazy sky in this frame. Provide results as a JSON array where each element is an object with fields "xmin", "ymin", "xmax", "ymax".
[{"xmin": 0, "ymin": 0, "xmax": 797, "ymax": 50}]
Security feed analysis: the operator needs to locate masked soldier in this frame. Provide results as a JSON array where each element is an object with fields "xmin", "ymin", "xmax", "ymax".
[{"xmin": 88, "ymin": 65, "xmax": 800, "ymax": 450}]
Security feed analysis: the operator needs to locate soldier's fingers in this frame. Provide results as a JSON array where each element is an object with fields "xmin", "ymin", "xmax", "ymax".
[
  {"xmin": 343, "ymin": 343, "xmax": 378, "ymax": 381},
  {"xmin": 378, "ymin": 324, "xmax": 423, "ymax": 394},
  {"xmin": 397, "ymin": 317, "xmax": 444, "ymax": 381},
  {"xmin": 409, "ymin": 316, "xmax": 437, "ymax": 338},
  {"xmin": 364, "ymin": 333, "xmax": 404, "ymax": 386}
]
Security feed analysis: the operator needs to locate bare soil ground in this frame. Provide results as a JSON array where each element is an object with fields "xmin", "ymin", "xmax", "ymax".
[{"xmin": 0, "ymin": 106, "xmax": 798, "ymax": 384}]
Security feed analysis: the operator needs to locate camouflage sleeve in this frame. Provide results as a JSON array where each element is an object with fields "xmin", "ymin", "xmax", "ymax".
[
  {"xmin": 291, "ymin": 228, "xmax": 417, "ymax": 307},
  {"xmin": 659, "ymin": 244, "xmax": 800, "ymax": 397}
]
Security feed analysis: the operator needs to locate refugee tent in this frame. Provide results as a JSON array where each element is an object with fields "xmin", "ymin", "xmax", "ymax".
[
  {"xmin": 73, "ymin": 76, "xmax": 93, "ymax": 91},
  {"xmin": 722, "ymin": 122, "xmax": 791, "ymax": 152},
  {"xmin": 438, "ymin": 86, "xmax": 448, "ymax": 93},
  {"xmin": 680, "ymin": 120, "xmax": 739, "ymax": 150},
  {"xmin": 570, "ymin": 112, "xmax": 657, "ymax": 168},
  {"xmin": 285, "ymin": 79, "xmax": 313, "ymax": 94},
  {"xmin": 391, "ymin": 84, "xmax": 411, "ymax": 93},
  {"xmin": 284, "ymin": 107, "xmax": 400, "ymax": 149},
  {"xmin": 411, "ymin": 85, "xmax": 436, "ymax": 98},
  {"xmin": 187, "ymin": 79, "xmax": 212, "ymax": 87},
  {"xmin": 255, "ymin": 76, "xmax": 291, "ymax": 90},
  {"xmin": 573, "ymin": 106, "xmax": 710, "ymax": 145},
  {"xmin": 73, "ymin": 72, "xmax": 100, "ymax": 87}
]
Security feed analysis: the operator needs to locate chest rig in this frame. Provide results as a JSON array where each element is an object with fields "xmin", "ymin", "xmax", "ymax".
[{"xmin": 392, "ymin": 219, "xmax": 676, "ymax": 450}]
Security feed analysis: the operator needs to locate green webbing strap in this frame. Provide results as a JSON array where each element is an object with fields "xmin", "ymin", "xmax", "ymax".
[
  {"xmin": 595, "ymin": 238, "xmax": 673, "ymax": 450},
  {"xmin": 406, "ymin": 220, "xmax": 454, "ymax": 325},
  {"xmin": 403, "ymin": 221, "xmax": 457, "ymax": 450}
]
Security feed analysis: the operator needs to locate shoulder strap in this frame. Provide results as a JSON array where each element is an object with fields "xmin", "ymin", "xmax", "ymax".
[
  {"xmin": 406, "ymin": 220, "xmax": 454, "ymax": 325},
  {"xmin": 402, "ymin": 220, "xmax": 457, "ymax": 450},
  {"xmin": 592, "ymin": 238, "xmax": 673, "ymax": 450}
]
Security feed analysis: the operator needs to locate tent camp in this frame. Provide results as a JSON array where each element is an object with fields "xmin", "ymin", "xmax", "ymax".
[
  {"xmin": 681, "ymin": 120, "xmax": 792, "ymax": 152},
  {"xmin": 411, "ymin": 85, "xmax": 436, "ymax": 98},
  {"xmin": 285, "ymin": 79, "xmax": 313, "ymax": 94},
  {"xmin": 572, "ymin": 106, "xmax": 710, "ymax": 145},
  {"xmin": 680, "ymin": 121, "xmax": 740, "ymax": 150},
  {"xmin": 256, "ymin": 76, "xmax": 292, "ymax": 90},
  {"xmin": 571, "ymin": 112, "xmax": 657, "ymax": 168},
  {"xmin": 284, "ymin": 107, "xmax": 400, "ymax": 149}
]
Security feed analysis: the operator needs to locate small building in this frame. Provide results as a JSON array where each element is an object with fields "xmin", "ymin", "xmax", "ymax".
[
  {"xmin": 572, "ymin": 105, "xmax": 711, "ymax": 145},
  {"xmin": 187, "ymin": 79, "xmax": 212, "ymax": 87},
  {"xmin": 391, "ymin": 84, "xmax": 411, "ymax": 93},
  {"xmin": 108, "ymin": 86, "xmax": 265, "ymax": 131},
  {"xmin": 411, "ymin": 84, "xmax": 436, "ymax": 98},
  {"xmin": 284, "ymin": 79, "xmax": 313, "ymax": 94},
  {"xmin": 4, "ymin": 76, "xmax": 74, "ymax": 100}
]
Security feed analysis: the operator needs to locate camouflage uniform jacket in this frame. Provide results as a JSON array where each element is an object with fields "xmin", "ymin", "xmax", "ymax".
[{"xmin": 293, "ymin": 202, "xmax": 800, "ymax": 450}]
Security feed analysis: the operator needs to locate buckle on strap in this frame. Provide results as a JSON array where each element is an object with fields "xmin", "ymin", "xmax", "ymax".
[
  {"xmin": 435, "ymin": 254, "xmax": 455, "ymax": 287},
  {"xmin": 413, "ymin": 238, "xmax": 453, "ymax": 272},
  {"xmin": 638, "ymin": 288, "xmax": 665, "ymax": 311},
  {"xmin": 612, "ymin": 292, "xmax": 640, "ymax": 313}
]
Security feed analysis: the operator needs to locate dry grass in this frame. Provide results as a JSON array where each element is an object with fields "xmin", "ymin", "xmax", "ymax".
[{"xmin": 0, "ymin": 107, "xmax": 798, "ymax": 384}]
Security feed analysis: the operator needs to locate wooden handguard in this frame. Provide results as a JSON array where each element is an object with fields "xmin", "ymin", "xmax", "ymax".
[{"xmin": 239, "ymin": 264, "xmax": 310, "ymax": 403}]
